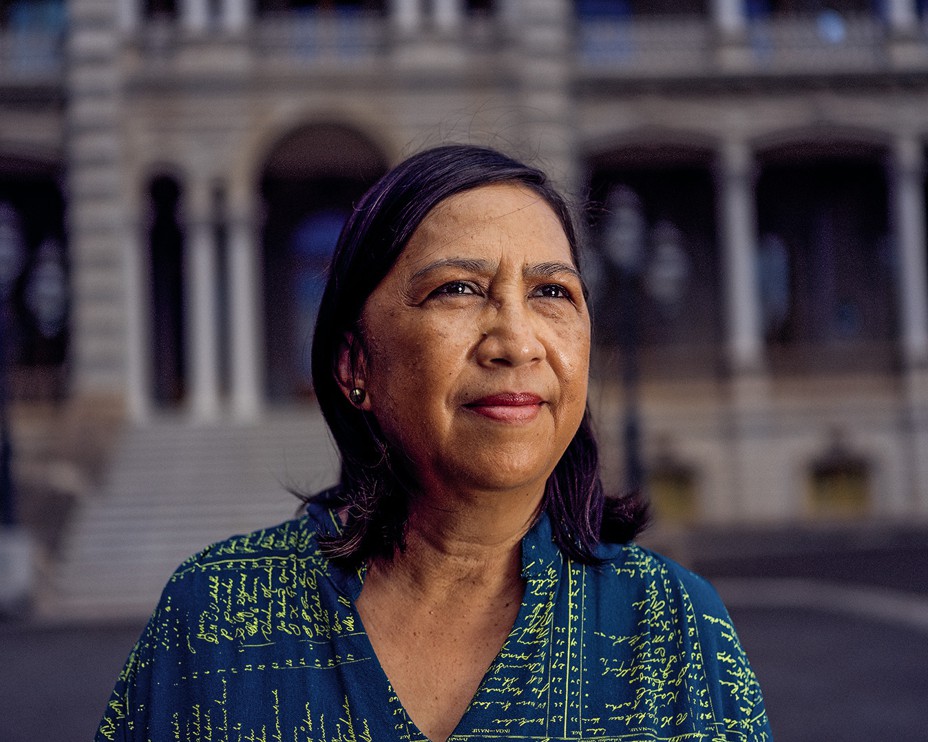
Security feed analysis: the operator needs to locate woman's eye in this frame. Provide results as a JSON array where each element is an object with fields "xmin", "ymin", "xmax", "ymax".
[
  {"xmin": 432, "ymin": 281, "xmax": 477, "ymax": 297},
  {"xmin": 533, "ymin": 284, "xmax": 572, "ymax": 300}
]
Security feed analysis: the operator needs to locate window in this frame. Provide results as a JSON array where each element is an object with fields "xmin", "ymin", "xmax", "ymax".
[{"xmin": 808, "ymin": 457, "xmax": 870, "ymax": 518}]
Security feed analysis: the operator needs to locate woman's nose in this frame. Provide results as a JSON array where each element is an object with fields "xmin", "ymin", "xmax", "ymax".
[{"xmin": 476, "ymin": 301, "xmax": 546, "ymax": 367}]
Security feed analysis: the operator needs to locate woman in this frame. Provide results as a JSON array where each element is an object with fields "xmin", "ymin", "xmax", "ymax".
[{"xmin": 98, "ymin": 145, "xmax": 772, "ymax": 741}]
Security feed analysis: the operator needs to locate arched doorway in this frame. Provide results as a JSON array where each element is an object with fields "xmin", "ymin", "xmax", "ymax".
[
  {"xmin": 260, "ymin": 123, "xmax": 387, "ymax": 402},
  {"xmin": 586, "ymin": 143, "xmax": 724, "ymax": 379},
  {"xmin": 146, "ymin": 173, "xmax": 186, "ymax": 406},
  {"xmin": 755, "ymin": 141, "xmax": 895, "ymax": 374}
]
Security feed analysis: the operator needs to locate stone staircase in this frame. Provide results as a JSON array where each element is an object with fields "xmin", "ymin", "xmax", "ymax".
[{"xmin": 43, "ymin": 410, "xmax": 340, "ymax": 620}]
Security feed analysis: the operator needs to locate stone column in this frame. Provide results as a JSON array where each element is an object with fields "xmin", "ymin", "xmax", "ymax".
[
  {"xmin": 124, "ymin": 212, "xmax": 150, "ymax": 422},
  {"xmin": 185, "ymin": 191, "xmax": 221, "ymax": 422},
  {"xmin": 513, "ymin": 0, "xmax": 577, "ymax": 192},
  {"xmin": 892, "ymin": 135, "xmax": 928, "ymax": 367},
  {"xmin": 886, "ymin": 0, "xmax": 918, "ymax": 33},
  {"xmin": 891, "ymin": 135, "xmax": 928, "ymax": 514},
  {"xmin": 390, "ymin": 0, "xmax": 422, "ymax": 34},
  {"xmin": 887, "ymin": 0, "xmax": 922, "ymax": 65},
  {"xmin": 715, "ymin": 139, "xmax": 778, "ymax": 521},
  {"xmin": 711, "ymin": 0, "xmax": 746, "ymax": 38},
  {"xmin": 711, "ymin": 0, "xmax": 752, "ymax": 71},
  {"xmin": 433, "ymin": 0, "xmax": 463, "ymax": 33},
  {"xmin": 117, "ymin": 0, "xmax": 140, "ymax": 33},
  {"xmin": 227, "ymin": 207, "xmax": 263, "ymax": 422},
  {"xmin": 68, "ymin": 0, "xmax": 130, "ymax": 405},
  {"xmin": 181, "ymin": 0, "xmax": 209, "ymax": 33},
  {"xmin": 717, "ymin": 139, "xmax": 763, "ymax": 373},
  {"xmin": 222, "ymin": 0, "xmax": 250, "ymax": 34}
]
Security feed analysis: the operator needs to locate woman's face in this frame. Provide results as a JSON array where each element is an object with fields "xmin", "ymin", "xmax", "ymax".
[{"xmin": 348, "ymin": 183, "xmax": 591, "ymax": 503}]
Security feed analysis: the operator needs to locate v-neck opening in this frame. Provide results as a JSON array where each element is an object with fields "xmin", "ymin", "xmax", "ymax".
[{"xmin": 334, "ymin": 510, "xmax": 562, "ymax": 742}]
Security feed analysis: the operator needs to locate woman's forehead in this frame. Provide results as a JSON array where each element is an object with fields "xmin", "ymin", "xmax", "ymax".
[{"xmin": 398, "ymin": 183, "xmax": 573, "ymax": 270}]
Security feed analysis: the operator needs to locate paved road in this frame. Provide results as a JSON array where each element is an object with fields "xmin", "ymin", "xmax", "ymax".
[
  {"xmin": 0, "ymin": 619, "xmax": 143, "ymax": 741},
  {"xmin": 2, "ymin": 535, "xmax": 927, "ymax": 741}
]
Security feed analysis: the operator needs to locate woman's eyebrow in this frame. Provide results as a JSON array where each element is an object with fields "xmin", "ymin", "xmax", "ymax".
[
  {"xmin": 409, "ymin": 258, "xmax": 580, "ymax": 283},
  {"xmin": 526, "ymin": 261, "xmax": 581, "ymax": 280},
  {"xmin": 409, "ymin": 257, "xmax": 492, "ymax": 282}
]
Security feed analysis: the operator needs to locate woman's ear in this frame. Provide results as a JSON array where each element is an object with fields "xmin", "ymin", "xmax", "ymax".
[{"xmin": 336, "ymin": 332, "xmax": 371, "ymax": 410}]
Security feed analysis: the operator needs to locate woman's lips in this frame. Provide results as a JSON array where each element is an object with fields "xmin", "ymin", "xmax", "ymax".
[{"xmin": 464, "ymin": 393, "xmax": 544, "ymax": 423}]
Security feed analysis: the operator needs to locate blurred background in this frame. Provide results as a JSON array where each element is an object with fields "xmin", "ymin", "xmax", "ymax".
[{"xmin": 1, "ymin": 0, "xmax": 928, "ymax": 739}]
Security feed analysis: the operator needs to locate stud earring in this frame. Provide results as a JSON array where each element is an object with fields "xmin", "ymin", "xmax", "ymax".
[{"xmin": 348, "ymin": 388, "xmax": 366, "ymax": 406}]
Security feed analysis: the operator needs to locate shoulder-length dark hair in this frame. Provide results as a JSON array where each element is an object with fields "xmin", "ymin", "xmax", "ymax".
[{"xmin": 310, "ymin": 144, "xmax": 648, "ymax": 566}]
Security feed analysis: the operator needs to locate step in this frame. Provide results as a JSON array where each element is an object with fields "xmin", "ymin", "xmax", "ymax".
[{"xmin": 45, "ymin": 413, "xmax": 341, "ymax": 619}]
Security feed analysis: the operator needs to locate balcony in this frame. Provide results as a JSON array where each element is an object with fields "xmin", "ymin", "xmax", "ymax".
[
  {"xmin": 125, "ymin": 7, "xmax": 507, "ymax": 81},
  {"xmin": 0, "ymin": 26, "xmax": 65, "ymax": 89},
  {"xmin": 578, "ymin": 16, "xmax": 712, "ymax": 77},
  {"xmin": 254, "ymin": 11, "xmax": 386, "ymax": 67},
  {"xmin": 577, "ymin": 12, "xmax": 926, "ymax": 80}
]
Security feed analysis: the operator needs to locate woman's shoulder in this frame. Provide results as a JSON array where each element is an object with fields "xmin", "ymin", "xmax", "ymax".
[
  {"xmin": 595, "ymin": 540, "xmax": 729, "ymax": 614},
  {"xmin": 162, "ymin": 495, "xmax": 345, "ymax": 597},
  {"xmin": 588, "ymin": 542, "xmax": 770, "ymax": 737}
]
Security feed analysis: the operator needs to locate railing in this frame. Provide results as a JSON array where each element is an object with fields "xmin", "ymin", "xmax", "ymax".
[
  {"xmin": 577, "ymin": 13, "xmax": 914, "ymax": 76},
  {"xmin": 254, "ymin": 11, "xmax": 387, "ymax": 66},
  {"xmin": 0, "ymin": 27, "xmax": 64, "ymax": 83},
  {"xmin": 747, "ymin": 13, "xmax": 886, "ymax": 72},
  {"xmin": 128, "ymin": 10, "xmax": 506, "ymax": 74},
  {"xmin": 578, "ymin": 16, "xmax": 711, "ymax": 74}
]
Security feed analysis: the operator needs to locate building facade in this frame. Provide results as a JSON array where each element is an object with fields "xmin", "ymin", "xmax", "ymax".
[{"xmin": 2, "ymin": 0, "xmax": 928, "ymax": 613}]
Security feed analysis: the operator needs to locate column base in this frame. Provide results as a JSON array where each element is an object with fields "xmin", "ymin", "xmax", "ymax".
[
  {"xmin": 903, "ymin": 364, "xmax": 928, "ymax": 516},
  {"xmin": 0, "ymin": 527, "xmax": 35, "ymax": 617},
  {"xmin": 889, "ymin": 34, "xmax": 928, "ymax": 69}
]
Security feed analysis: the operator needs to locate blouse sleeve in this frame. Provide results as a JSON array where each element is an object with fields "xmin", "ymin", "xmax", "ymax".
[
  {"xmin": 96, "ymin": 605, "xmax": 166, "ymax": 740},
  {"xmin": 686, "ymin": 573, "xmax": 774, "ymax": 740},
  {"xmin": 95, "ymin": 559, "xmax": 205, "ymax": 741}
]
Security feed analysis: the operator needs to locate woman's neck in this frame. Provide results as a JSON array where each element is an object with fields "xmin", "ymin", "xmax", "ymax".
[{"xmin": 373, "ymin": 485, "xmax": 543, "ymax": 600}]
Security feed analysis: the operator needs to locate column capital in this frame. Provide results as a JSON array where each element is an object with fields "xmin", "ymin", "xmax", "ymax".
[
  {"xmin": 181, "ymin": 0, "xmax": 209, "ymax": 34},
  {"xmin": 717, "ymin": 138, "xmax": 753, "ymax": 173},
  {"xmin": 390, "ymin": 0, "xmax": 422, "ymax": 34},
  {"xmin": 892, "ymin": 134, "xmax": 925, "ymax": 179},
  {"xmin": 715, "ymin": 139, "xmax": 760, "ymax": 190},
  {"xmin": 221, "ymin": 0, "xmax": 250, "ymax": 34},
  {"xmin": 118, "ymin": 0, "xmax": 140, "ymax": 34},
  {"xmin": 182, "ymin": 176, "xmax": 218, "ymax": 226},
  {"xmin": 433, "ymin": 0, "xmax": 463, "ymax": 33},
  {"xmin": 711, "ymin": 0, "xmax": 747, "ymax": 37},
  {"xmin": 886, "ymin": 0, "xmax": 919, "ymax": 35}
]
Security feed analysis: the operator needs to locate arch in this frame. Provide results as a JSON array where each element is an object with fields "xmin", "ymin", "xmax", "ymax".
[
  {"xmin": 235, "ymin": 110, "xmax": 396, "ymax": 204},
  {"xmin": 258, "ymin": 122, "xmax": 388, "ymax": 401},
  {"xmin": 145, "ymin": 171, "xmax": 187, "ymax": 407},
  {"xmin": 261, "ymin": 122, "xmax": 388, "ymax": 181},
  {"xmin": 584, "ymin": 127, "xmax": 719, "ymax": 167},
  {"xmin": 752, "ymin": 124, "xmax": 891, "ymax": 162}
]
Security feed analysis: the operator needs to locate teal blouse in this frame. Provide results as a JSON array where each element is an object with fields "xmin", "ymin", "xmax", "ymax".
[{"xmin": 97, "ymin": 499, "xmax": 772, "ymax": 741}]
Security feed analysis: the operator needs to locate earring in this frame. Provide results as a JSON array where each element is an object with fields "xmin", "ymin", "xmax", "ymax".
[{"xmin": 348, "ymin": 387, "xmax": 366, "ymax": 406}]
